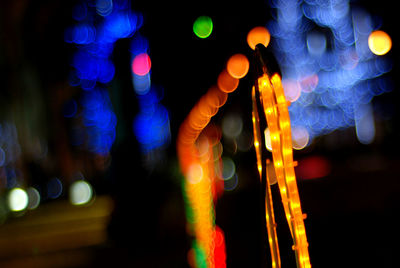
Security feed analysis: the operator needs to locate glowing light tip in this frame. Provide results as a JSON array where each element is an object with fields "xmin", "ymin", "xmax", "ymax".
[
  {"xmin": 368, "ymin": 30, "xmax": 392, "ymax": 56},
  {"xmin": 193, "ymin": 16, "xmax": 213, "ymax": 39},
  {"xmin": 247, "ymin": 26, "xmax": 271, "ymax": 50}
]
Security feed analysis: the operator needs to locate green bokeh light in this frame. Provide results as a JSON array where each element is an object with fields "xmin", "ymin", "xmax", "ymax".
[{"xmin": 193, "ymin": 16, "xmax": 213, "ymax": 39}]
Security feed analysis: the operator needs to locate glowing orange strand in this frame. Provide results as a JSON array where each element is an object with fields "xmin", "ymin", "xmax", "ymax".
[{"xmin": 256, "ymin": 72, "xmax": 311, "ymax": 268}]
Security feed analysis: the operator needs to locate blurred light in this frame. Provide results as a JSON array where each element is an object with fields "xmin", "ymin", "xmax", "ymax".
[
  {"xmin": 205, "ymin": 86, "xmax": 228, "ymax": 108},
  {"xmin": 66, "ymin": 0, "xmax": 143, "ymax": 156},
  {"xmin": 291, "ymin": 126, "xmax": 309, "ymax": 150},
  {"xmin": 193, "ymin": 16, "xmax": 213, "ymax": 39},
  {"xmin": 66, "ymin": 24, "xmax": 96, "ymax": 45},
  {"xmin": 306, "ymin": 32, "xmax": 327, "ymax": 55},
  {"xmin": 103, "ymin": 11, "xmax": 139, "ymax": 40},
  {"xmin": 217, "ymin": 70, "xmax": 239, "ymax": 93},
  {"xmin": 132, "ymin": 73, "xmax": 151, "ymax": 95},
  {"xmin": 27, "ymin": 187, "xmax": 40, "ymax": 210},
  {"xmin": 222, "ymin": 114, "xmax": 243, "ymax": 139},
  {"xmin": 264, "ymin": 128, "xmax": 272, "ymax": 152},
  {"xmin": 187, "ymin": 164, "xmax": 203, "ymax": 184},
  {"xmin": 221, "ymin": 157, "xmax": 235, "ymax": 180},
  {"xmin": 237, "ymin": 131, "xmax": 253, "ymax": 152},
  {"xmin": 132, "ymin": 53, "xmax": 151, "ymax": 76},
  {"xmin": 368, "ymin": 30, "xmax": 392, "ymax": 55},
  {"xmin": 47, "ymin": 177, "xmax": 63, "ymax": 199},
  {"xmin": 213, "ymin": 226, "xmax": 227, "ymax": 267},
  {"xmin": 296, "ymin": 156, "xmax": 331, "ymax": 180},
  {"xmin": 96, "ymin": 0, "xmax": 113, "ymax": 17},
  {"xmin": 299, "ymin": 74, "xmax": 318, "ymax": 93},
  {"xmin": 226, "ymin": 54, "xmax": 249, "ymax": 79},
  {"xmin": 70, "ymin": 180, "xmax": 93, "ymax": 205},
  {"xmin": 130, "ymin": 33, "xmax": 149, "ymax": 55},
  {"xmin": 355, "ymin": 103, "xmax": 375, "ymax": 144},
  {"xmin": 8, "ymin": 188, "xmax": 28, "ymax": 212},
  {"xmin": 224, "ymin": 173, "xmax": 238, "ymax": 191},
  {"xmin": 133, "ymin": 103, "xmax": 171, "ymax": 151},
  {"xmin": 81, "ymin": 89, "xmax": 117, "ymax": 154},
  {"xmin": 282, "ymin": 79, "xmax": 301, "ymax": 102},
  {"xmin": 247, "ymin": 26, "xmax": 271, "ymax": 50},
  {"xmin": 267, "ymin": 0, "xmax": 393, "ymax": 145}
]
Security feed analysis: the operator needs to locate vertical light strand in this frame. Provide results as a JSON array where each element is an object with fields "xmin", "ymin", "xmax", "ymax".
[
  {"xmin": 258, "ymin": 74, "xmax": 293, "ymax": 237},
  {"xmin": 271, "ymin": 74, "xmax": 310, "ymax": 268},
  {"xmin": 252, "ymin": 86, "xmax": 281, "ymax": 268}
]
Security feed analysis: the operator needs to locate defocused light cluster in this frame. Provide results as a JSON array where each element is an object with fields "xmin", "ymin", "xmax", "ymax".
[
  {"xmin": 266, "ymin": 0, "xmax": 393, "ymax": 145},
  {"xmin": 65, "ymin": 0, "xmax": 142, "ymax": 155},
  {"xmin": 4, "ymin": 178, "xmax": 94, "ymax": 216},
  {"xmin": 178, "ymin": 54, "xmax": 249, "ymax": 267},
  {"xmin": 130, "ymin": 34, "xmax": 171, "ymax": 156}
]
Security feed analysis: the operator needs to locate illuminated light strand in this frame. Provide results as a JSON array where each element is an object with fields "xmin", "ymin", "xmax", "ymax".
[
  {"xmin": 252, "ymin": 84, "xmax": 282, "ymax": 267},
  {"xmin": 178, "ymin": 54, "xmax": 249, "ymax": 267},
  {"xmin": 271, "ymin": 74, "xmax": 311, "ymax": 268},
  {"xmin": 254, "ymin": 72, "xmax": 311, "ymax": 268}
]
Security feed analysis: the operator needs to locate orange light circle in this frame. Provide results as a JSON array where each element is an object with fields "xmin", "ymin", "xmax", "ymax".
[
  {"xmin": 247, "ymin": 26, "xmax": 271, "ymax": 50},
  {"xmin": 226, "ymin": 54, "xmax": 250, "ymax": 79},
  {"xmin": 207, "ymin": 86, "xmax": 228, "ymax": 107},
  {"xmin": 368, "ymin": 30, "xmax": 392, "ymax": 56},
  {"xmin": 217, "ymin": 70, "xmax": 239, "ymax": 93}
]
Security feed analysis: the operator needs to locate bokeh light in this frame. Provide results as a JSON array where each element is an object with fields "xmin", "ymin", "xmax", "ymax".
[
  {"xmin": 193, "ymin": 16, "xmax": 213, "ymax": 39},
  {"xmin": 217, "ymin": 70, "xmax": 239, "ymax": 93},
  {"xmin": 69, "ymin": 180, "xmax": 94, "ymax": 205},
  {"xmin": 8, "ymin": 188, "xmax": 28, "ymax": 212},
  {"xmin": 368, "ymin": 30, "xmax": 392, "ymax": 56},
  {"xmin": 292, "ymin": 126, "xmax": 310, "ymax": 150},
  {"xmin": 222, "ymin": 114, "xmax": 243, "ymax": 139},
  {"xmin": 27, "ymin": 187, "xmax": 41, "ymax": 210},
  {"xmin": 266, "ymin": 0, "xmax": 393, "ymax": 145},
  {"xmin": 224, "ymin": 173, "xmax": 238, "ymax": 191},
  {"xmin": 247, "ymin": 26, "xmax": 271, "ymax": 50},
  {"xmin": 296, "ymin": 156, "xmax": 331, "ymax": 180},
  {"xmin": 96, "ymin": 0, "xmax": 113, "ymax": 17},
  {"xmin": 226, "ymin": 54, "xmax": 249, "ymax": 79},
  {"xmin": 132, "ymin": 53, "xmax": 152, "ymax": 76},
  {"xmin": 47, "ymin": 177, "xmax": 63, "ymax": 199},
  {"xmin": 221, "ymin": 157, "xmax": 235, "ymax": 180}
]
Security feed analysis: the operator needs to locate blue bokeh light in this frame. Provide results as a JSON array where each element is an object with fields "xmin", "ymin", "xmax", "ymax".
[
  {"xmin": 66, "ymin": 0, "xmax": 141, "ymax": 155},
  {"xmin": 130, "ymin": 33, "xmax": 171, "ymax": 153},
  {"xmin": 267, "ymin": 0, "xmax": 392, "ymax": 145}
]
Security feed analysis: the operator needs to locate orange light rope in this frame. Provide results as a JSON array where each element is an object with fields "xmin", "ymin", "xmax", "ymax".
[{"xmin": 254, "ymin": 73, "xmax": 311, "ymax": 268}]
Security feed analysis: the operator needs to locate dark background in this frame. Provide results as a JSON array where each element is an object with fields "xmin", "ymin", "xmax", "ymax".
[{"xmin": 1, "ymin": 0, "xmax": 400, "ymax": 267}]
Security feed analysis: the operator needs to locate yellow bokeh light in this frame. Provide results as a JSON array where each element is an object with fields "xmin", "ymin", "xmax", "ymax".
[{"xmin": 368, "ymin": 30, "xmax": 392, "ymax": 56}]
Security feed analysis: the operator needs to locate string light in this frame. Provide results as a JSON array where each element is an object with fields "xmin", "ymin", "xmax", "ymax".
[{"xmin": 250, "ymin": 26, "xmax": 311, "ymax": 268}]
